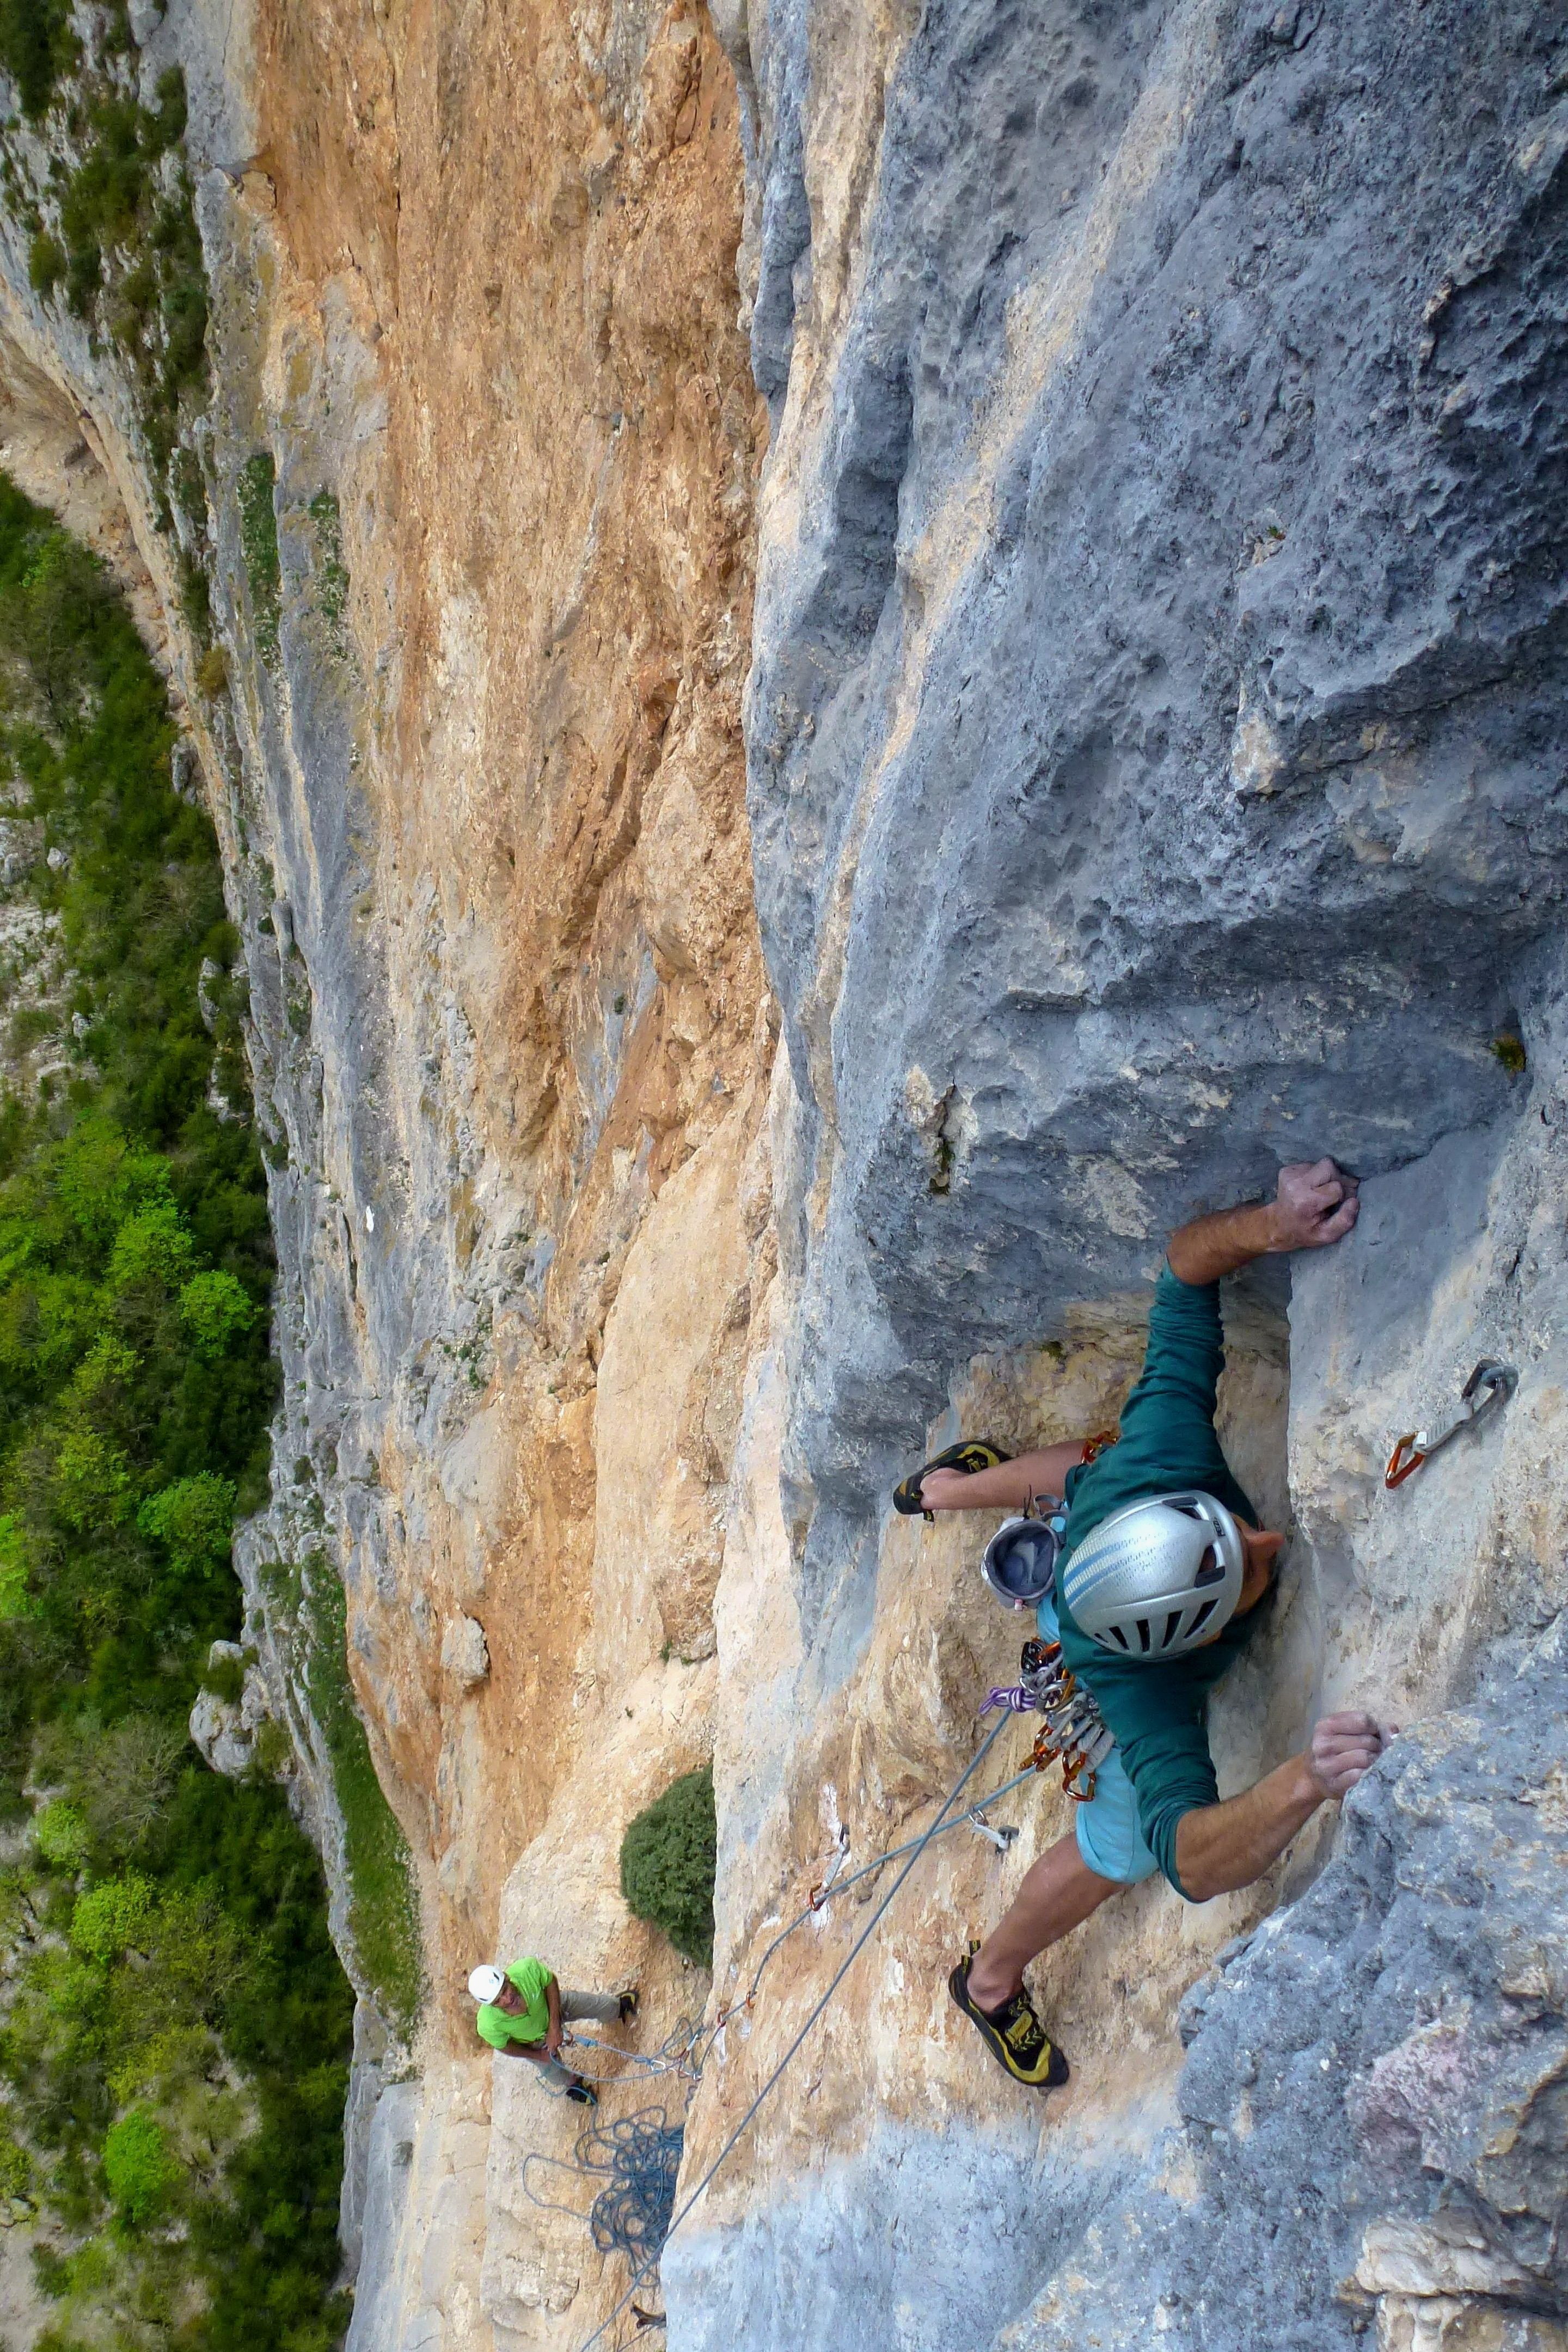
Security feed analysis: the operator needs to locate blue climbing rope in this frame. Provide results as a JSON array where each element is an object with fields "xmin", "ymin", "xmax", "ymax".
[{"xmin": 522, "ymin": 2109, "xmax": 685, "ymax": 2265}]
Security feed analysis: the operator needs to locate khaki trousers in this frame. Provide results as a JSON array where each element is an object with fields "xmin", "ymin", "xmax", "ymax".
[{"xmin": 528, "ymin": 1989, "xmax": 620, "ymax": 2090}]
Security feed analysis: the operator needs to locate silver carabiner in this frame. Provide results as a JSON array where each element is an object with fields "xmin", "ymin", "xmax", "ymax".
[
  {"xmin": 966, "ymin": 1806, "xmax": 1019, "ymax": 1853},
  {"xmin": 1385, "ymin": 1360, "xmax": 1517, "ymax": 1489}
]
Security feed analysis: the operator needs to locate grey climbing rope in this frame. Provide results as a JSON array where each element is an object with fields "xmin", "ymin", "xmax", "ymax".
[
  {"xmin": 571, "ymin": 1713, "xmax": 1013, "ymax": 2352},
  {"xmin": 683, "ymin": 1752, "xmax": 1041, "ymax": 2076}
]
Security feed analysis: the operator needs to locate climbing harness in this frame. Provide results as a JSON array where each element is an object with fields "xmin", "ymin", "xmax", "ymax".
[
  {"xmin": 982, "ymin": 1637, "xmax": 1115, "ymax": 1801},
  {"xmin": 1384, "ymin": 1359, "xmax": 1517, "ymax": 1489}
]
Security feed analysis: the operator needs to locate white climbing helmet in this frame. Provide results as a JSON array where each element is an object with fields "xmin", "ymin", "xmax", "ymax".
[
  {"xmin": 468, "ymin": 1963, "xmax": 506, "ymax": 2004},
  {"xmin": 1059, "ymin": 1492, "xmax": 1245, "ymax": 1661}
]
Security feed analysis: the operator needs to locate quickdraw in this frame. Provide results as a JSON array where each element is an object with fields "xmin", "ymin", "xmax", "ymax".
[
  {"xmin": 965, "ymin": 1804, "xmax": 1019, "ymax": 1853},
  {"xmin": 1385, "ymin": 1360, "xmax": 1517, "ymax": 1489},
  {"xmin": 983, "ymin": 1638, "xmax": 1115, "ymax": 1803},
  {"xmin": 807, "ymin": 1824, "xmax": 852, "ymax": 1912}
]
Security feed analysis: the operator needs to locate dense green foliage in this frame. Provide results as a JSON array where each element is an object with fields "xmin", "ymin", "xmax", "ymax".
[
  {"xmin": 0, "ymin": 0, "xmax": 210, "ymax": 513},
  {"xmin": 619, "ymin": 1767, "xmax": 717, "ymax": 1970},
  {"xmin": 0, "ymin": 477, "xmax": 353, "ymax": 2348},
  {"xmin": 0, "ymin": 0, "xmax": 75, "ymax": 122}
]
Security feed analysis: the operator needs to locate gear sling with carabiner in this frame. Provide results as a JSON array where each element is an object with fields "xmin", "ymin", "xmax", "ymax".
[{"xmin": 983, "ymin": 1637, "xmax": 1116, "ymax": 1801}]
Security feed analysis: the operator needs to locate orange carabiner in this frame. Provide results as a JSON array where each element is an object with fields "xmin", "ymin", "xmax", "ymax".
[{"xmin": 1385, "ymin": 1433, "xmax": 1425, "ymax": 1489}]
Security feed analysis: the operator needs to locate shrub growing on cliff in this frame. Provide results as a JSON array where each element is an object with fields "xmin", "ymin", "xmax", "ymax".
[
  {"xmin": 302, "ymin": 1557, "xmax": 424, "ymax": 2034},
  {"xmin": 620, "ymin": 1765, "xmax": 717, "ymax": 1969},
  {"xmin": 0, "ymin": 0, "xmax": 76, "ymax": 120}
]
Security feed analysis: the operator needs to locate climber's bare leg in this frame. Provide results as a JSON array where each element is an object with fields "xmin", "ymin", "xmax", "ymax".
[
  {"xmin": 965, "ymin": 1834, "xmax": 1118, "ymax": 2008},
  {"xmin": 920, "ymin": 1442, "xmax": 1084, "ymax": 1516}
]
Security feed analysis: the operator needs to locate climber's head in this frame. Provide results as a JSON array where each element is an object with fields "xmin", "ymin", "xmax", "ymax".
[
  {"xmin": 468, "ymin": 1963, "xmax": 507, "ymax": 2005},
  {"xmin": 1060, "ymin": 1492, "xmax": 1282, "ymax": 1662}
]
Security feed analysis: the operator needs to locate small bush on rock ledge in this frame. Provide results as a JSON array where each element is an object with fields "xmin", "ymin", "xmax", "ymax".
[{"xmin": 620, "ymin": 1766, "xmax": 716, "ymax": 1969}]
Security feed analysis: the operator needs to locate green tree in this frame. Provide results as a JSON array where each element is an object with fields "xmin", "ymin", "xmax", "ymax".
[
  {"xmin": 71, "ymin": 1873, "xmax": 156, "ymax": 1960},
  {"xmin": 137, "ymin": 1473, "xmax": 235, "ymax": 1578},
  {"xmin": 178, "ymin": 1269, "xmax": 256, "ymax": 1357},
  {"xmin": 102, "ymin": 2108, "xmax": 181, "ymax": 2226}
]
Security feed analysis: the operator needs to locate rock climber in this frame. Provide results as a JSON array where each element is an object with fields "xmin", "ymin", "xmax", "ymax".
[
  {"xmin": 468, "ymin": 1957, "xmax": 639, "ymax": 2107},
  {"xmin": 896, "ymin": 1159, "xmax": 1394, "ymax": 2091}
]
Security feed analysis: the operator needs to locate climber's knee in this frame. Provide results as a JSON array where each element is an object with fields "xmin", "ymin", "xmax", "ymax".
[{"xmin": 1073, "ymin": 1747, "xmax": 1159, "ymax": 1885}]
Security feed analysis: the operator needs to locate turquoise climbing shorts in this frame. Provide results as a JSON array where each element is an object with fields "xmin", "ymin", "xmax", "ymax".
[{"xmin": 1036, "ymin": 1595, "xmax": 1159, "ymax": 1887}]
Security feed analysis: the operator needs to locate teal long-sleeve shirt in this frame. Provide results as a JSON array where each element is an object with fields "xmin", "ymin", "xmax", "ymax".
[{"xmin": 1048, "ymin": 1267, "xmax": 1260, "ymax": 1898}]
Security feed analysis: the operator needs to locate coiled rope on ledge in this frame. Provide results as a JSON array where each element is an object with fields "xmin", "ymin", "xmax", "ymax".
[
  {"xmin": 523, "ymin": 2108, "xmax": 687, "ymax": 2267},
  {"xmin": 562, "ymin": 1711, "xmax": 1016, "ymax": 2352}
]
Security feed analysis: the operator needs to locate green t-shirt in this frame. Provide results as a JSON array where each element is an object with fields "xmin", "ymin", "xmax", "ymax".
[
  {"xmin": 1050, "ymin": 1267, "xmax": 1261, "ymax": 1900},
  {"xmin": 475, "ymin": 1957, "xmax": 553, "ymax": 2049}
]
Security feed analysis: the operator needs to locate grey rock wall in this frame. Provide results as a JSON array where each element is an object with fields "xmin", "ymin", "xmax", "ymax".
[
  {"xmin": 727, "ymin": 0, "xmax": 1568, "ymax": 1594},
  {"xmin": 1003, "ymin": 1608, "xmax": 1568, "ymax": 2352},
  {"xmin": 661, "ymin": 2, "xmax": 1568, "ymax": 2348}
]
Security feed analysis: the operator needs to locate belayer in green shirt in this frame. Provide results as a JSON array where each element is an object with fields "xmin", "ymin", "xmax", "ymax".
[
  {"xmin": 894, "ymin": 1160, "xmax": 1394, "ymax": 2093},
  {"xmin": 468, "ymin": 1958, "xmax": 639, "ymax": 2106}
]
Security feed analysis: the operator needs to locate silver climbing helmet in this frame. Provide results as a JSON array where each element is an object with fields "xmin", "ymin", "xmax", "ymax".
[{"xmin": 1059, "ymin": 1492, "xmax": 1245, "ymax": 1661}]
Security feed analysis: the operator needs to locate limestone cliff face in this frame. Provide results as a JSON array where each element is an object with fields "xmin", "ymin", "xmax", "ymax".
[
  {"xmin": 1, "ymin": 2, "xmax": 1565, "ymax": 2351},
  {"xmin": 663, "ymin": 4, "xmax": 1568, "ymax": 2350},
  {"xmin": 0, "ymin": 0, "xmax": 768, "ymax": 2342}
]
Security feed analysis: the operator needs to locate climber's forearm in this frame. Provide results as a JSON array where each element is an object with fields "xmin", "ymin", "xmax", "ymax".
[
  {"xmin": 1168, "ymin": 1160, "xmax": 1360, "ymax": 1284},
  {"xmin": 1172, "ymin": 1757, "xmax": 1323, "ymax": 1902},
  {"xmin": 1166, "ymin": 1200, "xmax": 1283, "ymax": 1287}
]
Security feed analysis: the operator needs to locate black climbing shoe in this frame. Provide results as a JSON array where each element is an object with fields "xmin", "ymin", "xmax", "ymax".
[
  {"xmin": 618, "ymin": 1988, "xmax": 640, "ymax": 2023},
  {"xmin": 566, "ymin": 2078, "xmax": 598, "ymax": 2106},
  {"xmin": 948, "ymin": 1955, "xmax": 1069, "ymax": 2090},
  {"xmin": 893, "ymin": 1440, "xmax": 1014, "ymax": 1521}
]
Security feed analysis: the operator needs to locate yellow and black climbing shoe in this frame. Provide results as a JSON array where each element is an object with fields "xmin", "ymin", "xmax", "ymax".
[
  {"xmin": 618, "ymin": 1988, "xmax": 640, "ymax": 2023},
  {"xmin": 948, "ymin": 1955, "xmax": 1069, "ymax": 2089},
  {"xmin": 893, "ymin": 1440, "xmax": 1014, "ymax": 1521},
  {"xmin": 566, "ymin": 2077, "xmax": 598, "ymax": 2106}
]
